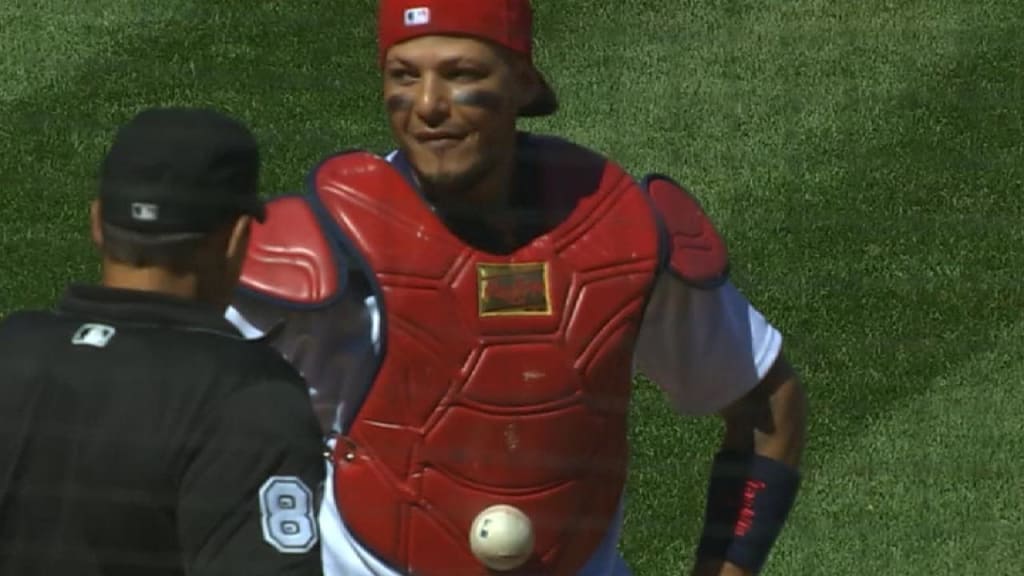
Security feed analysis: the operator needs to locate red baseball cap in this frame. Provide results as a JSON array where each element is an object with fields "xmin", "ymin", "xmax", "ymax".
[{"xmin": 377, "ymin": 0, "xmax": 558, "ymax": 117}]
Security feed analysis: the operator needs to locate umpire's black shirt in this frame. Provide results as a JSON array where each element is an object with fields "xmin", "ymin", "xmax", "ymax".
[{"xmin": 0, "ymin": 284, "xmax": 325, "ymax": 576}]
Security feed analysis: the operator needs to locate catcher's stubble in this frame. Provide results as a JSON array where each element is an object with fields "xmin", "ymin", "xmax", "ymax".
[{"xmin": 387, "ymin": 88, "xmax": 507, "ymax": 199}]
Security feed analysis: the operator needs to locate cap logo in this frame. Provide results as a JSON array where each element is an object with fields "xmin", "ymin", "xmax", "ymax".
[
  {"xmin": 131, "ymin": 202, "xmax": 159, "ymax": 221},
  {"xmin": 404, "ymin": 7, "xmax": 430, "ymax": 26}
]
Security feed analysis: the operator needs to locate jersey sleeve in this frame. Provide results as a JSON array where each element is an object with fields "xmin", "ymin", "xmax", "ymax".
[
  {"xmin": 633, "ymin": 273, "xmax": 783, "ymax": 416},
  {"xmin": 177, "ymin": 366, "xmax": 326, "ymax": 576}
]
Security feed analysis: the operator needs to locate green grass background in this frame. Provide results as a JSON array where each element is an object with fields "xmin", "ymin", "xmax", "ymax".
[{"xmin": 2, "ymin": 1, "xmax": 1022, "ymax": 573}]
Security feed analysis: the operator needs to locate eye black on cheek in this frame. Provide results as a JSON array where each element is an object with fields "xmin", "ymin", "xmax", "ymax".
[
  {"xmin": 452, "ymin": 89, "xmax": 502, "ymax": 111},
  {"xmin": 386, "ymin": 94, "xmax": 413, "ymax": 111}
]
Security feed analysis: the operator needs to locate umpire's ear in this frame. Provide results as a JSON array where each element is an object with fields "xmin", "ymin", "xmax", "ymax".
[
  {"xmin": 89, "ymin": 200, "xmax": 103, "ymax": 249},
  {"xmin": 509, "ymin": 53, "xmax": 541, "ymax": 111},
  {"xmin": 224, "ymin": 214, "xmax": 252, "ymax": 271}
]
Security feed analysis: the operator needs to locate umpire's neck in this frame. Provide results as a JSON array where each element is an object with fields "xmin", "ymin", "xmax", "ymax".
[
  {"xmin": 91, "ymin": 202, "xmax": 251, "ymax": 309},
  {"xmin": 101, "ymin": 260, "xmax": 208, "ymax": 303}
]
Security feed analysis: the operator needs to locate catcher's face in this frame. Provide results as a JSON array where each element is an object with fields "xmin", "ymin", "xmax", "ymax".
[{"xmin": 383, "ymin": 35, "xmax": 538, "ymax": 201}]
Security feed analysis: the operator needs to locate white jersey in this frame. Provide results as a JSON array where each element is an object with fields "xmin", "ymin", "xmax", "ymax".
[{"xmin": 225, "ymin": 154, "xmax": 783, "ymax": 576}]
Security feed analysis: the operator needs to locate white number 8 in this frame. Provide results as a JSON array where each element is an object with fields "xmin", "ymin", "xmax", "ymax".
[{"xmin": 258, "ymin": 476, "xmax": 319, "ymax": 553}]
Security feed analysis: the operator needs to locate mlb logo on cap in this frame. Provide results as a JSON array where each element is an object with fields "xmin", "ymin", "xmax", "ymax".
[
  {"xmin": 404, "ymin": 7, "xmax": 430, "ymax": 26},
  {"xmin": 131, "ymin": 202, "xmax": 159, "ymax": 221}
]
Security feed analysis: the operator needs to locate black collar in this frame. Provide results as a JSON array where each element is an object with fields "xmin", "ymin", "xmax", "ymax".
[{"xmin": 57, "ymin": 284, "xmax": 241, "ymax": 338}]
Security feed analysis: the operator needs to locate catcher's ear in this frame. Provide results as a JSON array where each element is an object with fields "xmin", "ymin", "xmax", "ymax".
[
  {"xmin": 89, "ymin": 199, "xmax": 103, "ymax": 249},
  {"xmin": 511, "ymin": 55, "xmax": 541, "ymax": 110}
]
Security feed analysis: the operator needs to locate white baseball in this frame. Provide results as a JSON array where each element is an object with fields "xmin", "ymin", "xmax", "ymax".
[{"xmin": 468, "ymin": 504, "xmax": 535, "ymax": 571}]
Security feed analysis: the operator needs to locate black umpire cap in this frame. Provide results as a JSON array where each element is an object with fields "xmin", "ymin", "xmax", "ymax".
[{"xmin": 99, "ymin": 107, "xmax": 266, "ymax": 235}]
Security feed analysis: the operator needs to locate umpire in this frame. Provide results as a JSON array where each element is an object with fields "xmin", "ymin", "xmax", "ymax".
[{"xmin": 0, "ymin": 108, "xmax": 325, "ymax": 575}]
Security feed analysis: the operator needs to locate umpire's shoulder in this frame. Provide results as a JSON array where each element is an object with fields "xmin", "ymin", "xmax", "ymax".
[
  {"xmin": 0, "ymin": 309, "xmax": 59, "ymax": 346},
  {"xmin": 217, "ymin": 333, "xmax": 308, "ymax": 393}
]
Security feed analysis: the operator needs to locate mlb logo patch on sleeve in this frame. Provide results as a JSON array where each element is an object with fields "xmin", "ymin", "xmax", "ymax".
[
  {"xmin": 72, "ymin": 323, "xmax": 117, "ymax": 348},
  {"xmin": 404, "ymin": 7, "xmax": 430, "ymax": 26}
]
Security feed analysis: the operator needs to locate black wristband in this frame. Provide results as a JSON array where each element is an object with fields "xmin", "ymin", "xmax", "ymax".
[{"xmin": 696, "ymin": 451, "xmax": 801, "ymax": 573}]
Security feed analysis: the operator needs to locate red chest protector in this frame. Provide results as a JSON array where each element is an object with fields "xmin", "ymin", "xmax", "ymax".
[{"xmin": 309, "ymin": 140, "xmax": 661, "ymax": 575}]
